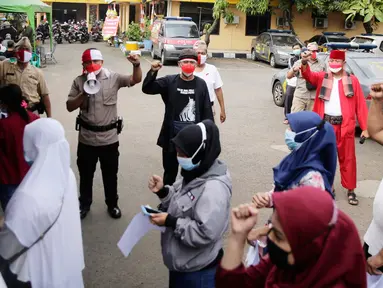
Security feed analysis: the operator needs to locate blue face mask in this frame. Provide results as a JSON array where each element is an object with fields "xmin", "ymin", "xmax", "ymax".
[
  {"xmin": 177, "ymin": 137, "xmax": 205, "ymax": 171},
  {"xmin": 285, "ymin": 130, "xmax": 301, "ymax": 151},
  {"xmin": 293, "ymin": 49, "xmax": 301, "ymax": 56},
  {"xmin": 285, "ymin": 126, "xmax": 319, "ymax": 151},
  {"xmin": 177, "ymin": 156, "xmax": 200, "ymax": 171}
]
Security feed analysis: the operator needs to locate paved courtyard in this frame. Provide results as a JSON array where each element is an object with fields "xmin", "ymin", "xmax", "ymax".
[{"xmin": 43, "ymin": 42, "xmax": 383, "ymax": 287}]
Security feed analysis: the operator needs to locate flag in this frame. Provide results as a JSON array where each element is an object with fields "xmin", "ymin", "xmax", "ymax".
[{"xmin": 140, "ymin": 3, "xmax": 145, "ymax": 32}]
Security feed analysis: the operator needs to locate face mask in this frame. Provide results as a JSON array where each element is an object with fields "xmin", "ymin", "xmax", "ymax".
[
  {"xmin": 16, "ymin": 49, "xmax": 32, "ymax": 63},
  {"xmin": 310, "ymin": 51, "xmax": 317, "ymax": 60},
  {"xmin": 285, "ymin": 126, "xmax": 319, "ymax": 151},
  {"xmin": 293, "ymin": 49, "xmax": 301, "ymax": 56},
  {"xmin": 177, "ymin": 156, "xmax": 200, "ymax": 171},
  {"xmin": 329, "ymin": 63, "xmax": 343, "ymax": 73},
  {"xmin": 198, "ymin": 54, "xmax": 207, "ymax": 65},
  {"xmin": 181, "ymin": 63, "xmax": 196, "ymax": 77},
  {"xmin": 177, "ymin": 134, "xmax": 205, "ymax": 171},
  {"xmin": 84, "ymin": 63, "xmax": 102, "ymax": 75},
  {"xmin": 285, "ymin": 130, "xmax": 301, "ymax": 151},
  {"xmin": 267, "ymin": 236, "xmax": 293, "ymax": 270}
]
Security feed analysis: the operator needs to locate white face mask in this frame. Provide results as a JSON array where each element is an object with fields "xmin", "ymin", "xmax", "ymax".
[
  {"xmin": 199, "ymin": 54, "xmax": 207, "ymax": 65},
  {"xmin": 329, "ymin": 67, "xmax": 342, "ymax": 73}
]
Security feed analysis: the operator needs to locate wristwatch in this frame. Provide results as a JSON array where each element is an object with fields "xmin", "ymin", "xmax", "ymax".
[{"xmin": 133, "ymin": 62, "xmax": 140, "ymax": 68}]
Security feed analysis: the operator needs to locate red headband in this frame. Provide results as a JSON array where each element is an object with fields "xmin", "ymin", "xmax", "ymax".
[{"xmin": 329, "ymin": 50, "xmax": 345, "ymax": 61}]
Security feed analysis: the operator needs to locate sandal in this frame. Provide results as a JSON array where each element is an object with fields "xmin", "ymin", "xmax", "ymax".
[{"xmin": 347, "ymin": 191, "xmax": 359, "ymax": 206}]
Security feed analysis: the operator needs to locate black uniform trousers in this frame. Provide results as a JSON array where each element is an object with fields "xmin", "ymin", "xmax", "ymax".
[
  {"xmin": 77, "ymin": 141, "xmax": 119, "ymax": 210},
  {"xmin": 284, "ymin": 85, "xmax": 296, "ymax": 118},
  {"xmin": 162, "ymin": 149, "xmax": 179, "ymax": 186}
]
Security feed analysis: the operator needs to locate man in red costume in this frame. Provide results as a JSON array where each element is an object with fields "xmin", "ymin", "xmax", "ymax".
[{"xmin": 300, "ymin": 49, "xmax": 369, "ymax": 205}]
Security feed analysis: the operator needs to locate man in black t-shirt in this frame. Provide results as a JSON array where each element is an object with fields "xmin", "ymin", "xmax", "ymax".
[{"xmin": 142, "ymin": 49, "xmax": 214, "ymax": 185}]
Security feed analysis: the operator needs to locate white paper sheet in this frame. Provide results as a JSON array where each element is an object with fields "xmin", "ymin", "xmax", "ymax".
[
  {"xmin": 117, "ymin": 212, "xmax": 165, "ymax": 257},
  {"xmin": 367, "ymin": 273, "xmax": 383, "ymax": 288}
]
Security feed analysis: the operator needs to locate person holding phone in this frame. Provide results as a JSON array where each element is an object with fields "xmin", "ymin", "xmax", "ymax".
[
  {"xmin": 147, "ymin": 120, "xmax": 232, "ymax": 288},
  {"xmin": 289, "ymin": 42, "xmax": 324, "ymax": 113}
]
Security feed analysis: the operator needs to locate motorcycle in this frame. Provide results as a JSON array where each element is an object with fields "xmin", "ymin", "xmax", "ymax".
[
  {"xmin": 52, "ymin": 21, "xmax": 62, "ymax": 44},
  {"xmin": 91, "ymin": 21, "xmax": 103, "ymax": 42},
  {"xmin": 76, "ymin": 21, "xmax": 89, "ymax": 44}
]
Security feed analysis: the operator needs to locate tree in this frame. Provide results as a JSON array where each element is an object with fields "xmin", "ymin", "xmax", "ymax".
[
  {"xmin": 342, "ymin": 0, "xmax": 383, "ymax": 33},
  {"xmin": 236, "ymin": 0, "xmax": 346, "ymax": 35},
  {"xmin": 203, "ymin": 0, "xmax": 234, "ymax": 47}
]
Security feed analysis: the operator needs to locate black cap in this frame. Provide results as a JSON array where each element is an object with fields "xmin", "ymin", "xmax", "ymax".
[{"xmin": 178, "ymin": 49, "xmax": 198, "ymax": 61}]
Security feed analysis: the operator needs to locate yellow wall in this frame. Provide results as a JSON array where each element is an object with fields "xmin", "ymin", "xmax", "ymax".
[
  {"xmin": 170, "ymin": 1, "xmax": 383, "ymax": 51},
  {"xmin": 274, "ymin": 7, "xmax": 383, "ymax": 43}
]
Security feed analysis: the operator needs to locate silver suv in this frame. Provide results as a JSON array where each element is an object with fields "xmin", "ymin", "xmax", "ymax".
[{"xmin": 250, "ymin": 29, "xmax": 303, "ymax": 67}]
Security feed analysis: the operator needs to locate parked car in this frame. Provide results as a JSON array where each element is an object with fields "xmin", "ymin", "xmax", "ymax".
[
  {"xmin": 271, "ymin": 48, "xmax": 382, "ymax": 110},
  {"xmin": 305, "ymin": 32, "xmax": 351, "ymax": 52},
  {"xmin": 351, "ymin": 34, "xmax": 383, "ymax": 56},
  {"xmin": 150, "ymin": 16, "xmax": 200, "ymax": 65},
  {"xmin": 250, "ymin": 29, "xmax": 304, "ymax": 67}
]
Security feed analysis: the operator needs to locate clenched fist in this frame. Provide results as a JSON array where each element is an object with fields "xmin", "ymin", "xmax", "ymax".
[
  {"xmin": 151, "ymin": 61, "xmax": 162, "ymax": 72},
  {"xmin": 148, "ymin": 175, "xmax": 164, "ymax": 193},
  {"xmin": 370, "ymin": 83, "xmax": 383, "ymax": 102}
]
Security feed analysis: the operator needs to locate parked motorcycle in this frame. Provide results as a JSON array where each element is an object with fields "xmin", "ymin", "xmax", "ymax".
[{"xmin": 91, "ymin": 21, "xmax": 103, "ymax": 42}]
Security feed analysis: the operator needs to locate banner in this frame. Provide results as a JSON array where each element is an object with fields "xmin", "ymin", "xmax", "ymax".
[{"xmin": 102, "ymin": 16, "xmax": 119, "ymax": 38}]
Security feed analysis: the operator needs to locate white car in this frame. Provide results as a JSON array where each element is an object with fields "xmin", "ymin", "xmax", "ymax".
[{"xmin": 351, "ymin": 34, "xmax": 383, "ymax": 55}]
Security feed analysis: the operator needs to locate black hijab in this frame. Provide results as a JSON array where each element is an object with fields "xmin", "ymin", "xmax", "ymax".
[{"xmin": 171, "ymin": 119, "xmax": 221, "ymax": 183}]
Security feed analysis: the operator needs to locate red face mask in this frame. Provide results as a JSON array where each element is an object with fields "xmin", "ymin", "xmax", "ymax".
[
  {"xmin": 329, "ymin": 63, "xmax": 342, "ymax": 69},
  {"xmin": 16, "ymin": 49, "xmax": 32, "ymax": 63},
  {"xmin": 83, "ymin": 63, "xmax": 102, "ymax": 74},
  {"xmin": 181, "ymin": 63, "xmax": 196, "ymax": 76},
  {"xmin": 310, "ymin": 51, "xmax": 317, "ymax": 60}
]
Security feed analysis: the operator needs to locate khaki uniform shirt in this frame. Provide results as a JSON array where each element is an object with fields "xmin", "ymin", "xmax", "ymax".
[
  {"xmin": 0, "ymin": 61, "xmax": 49, "ymax": 104},
  {"xmin": 68, "ymin": 68, "xmax": 131, "ymax": 147},
  {"xmin": 293, "ymin": 59, "xmax": 325, "ymax": 100}
]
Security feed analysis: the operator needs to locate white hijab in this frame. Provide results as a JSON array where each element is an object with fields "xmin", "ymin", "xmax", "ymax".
[{"xmin": 3, "ymin": 118, "xmax": 84, "ymax": 288}]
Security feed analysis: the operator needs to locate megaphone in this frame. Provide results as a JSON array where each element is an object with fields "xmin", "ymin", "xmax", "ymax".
[{"xmin": 83, "ymin": 72, "xmax": 101, "ymax": 95}]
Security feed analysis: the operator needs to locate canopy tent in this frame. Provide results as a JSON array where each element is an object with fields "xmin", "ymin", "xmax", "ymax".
[{"xmin": 0, "ymin": 0, "xmax": 53, "ymax": 51}]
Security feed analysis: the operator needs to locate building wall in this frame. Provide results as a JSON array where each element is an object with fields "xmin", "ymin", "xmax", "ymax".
[{"xmin": 170, "ymin": 1, "xmax": 383, "ymax": 51}]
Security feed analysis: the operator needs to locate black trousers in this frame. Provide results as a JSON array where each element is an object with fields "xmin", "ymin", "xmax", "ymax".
[
  {"xmin": 284, "ymin": 85, "xmax": 295, "ymax": 118},
  {"xmin": 162, "ymin": 149, "xmax": 179, "ymax": 186},
  {"xmin": 77, "ymin": 141, "xmax": 119, "ymax": 209}
]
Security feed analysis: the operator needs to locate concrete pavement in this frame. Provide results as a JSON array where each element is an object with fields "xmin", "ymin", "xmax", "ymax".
[{"xmin": 43, "ymin": 42, "xmax": 383, "ymax": 287}]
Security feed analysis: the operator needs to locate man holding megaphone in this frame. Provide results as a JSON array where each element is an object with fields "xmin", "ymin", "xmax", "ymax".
[{"xmin": 66, "ymin": 48, "xmax": 142, "ymax": 220}]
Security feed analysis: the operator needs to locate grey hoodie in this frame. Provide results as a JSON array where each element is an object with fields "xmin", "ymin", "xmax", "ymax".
[{"xmin": 159, "ymin": 159, "xmax": 232, "ymax": 272}]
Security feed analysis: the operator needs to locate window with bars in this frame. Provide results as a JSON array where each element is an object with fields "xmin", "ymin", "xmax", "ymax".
[
  {"xmin": 179, "ymin": 2, "xmax": 219, "ymax": 35},
  {"xmin": 245, "ymin": 12, "xmax": 271, "ymax": 36}
]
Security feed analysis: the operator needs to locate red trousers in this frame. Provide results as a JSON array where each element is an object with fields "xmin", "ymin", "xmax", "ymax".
[{"xmin": 332, "ymin": 124, "xmax": 357, "ymax": 190}]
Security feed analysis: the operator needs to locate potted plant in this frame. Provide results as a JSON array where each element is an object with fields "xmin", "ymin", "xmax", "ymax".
[{"xmin": 142, "ymin": 17, "xmax": 152, "ymax": 51}]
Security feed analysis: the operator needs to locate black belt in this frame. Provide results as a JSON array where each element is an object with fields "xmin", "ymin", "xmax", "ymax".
[
  {"xmin": 324, "ymin": 114, "xmax": 343, "ymax": 125},
  {"xmin": 78, "ymin": 117, "xmax": 117, "ymax": 132}
]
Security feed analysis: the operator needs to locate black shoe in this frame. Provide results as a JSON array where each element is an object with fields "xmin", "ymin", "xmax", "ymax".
[
  {"xmin": 80, "ymin": 208, "xmax": 89, "ymax": 220},
  {"xmin": 108, "ymin": 206, "xmax": 121, "ymax": 219}
]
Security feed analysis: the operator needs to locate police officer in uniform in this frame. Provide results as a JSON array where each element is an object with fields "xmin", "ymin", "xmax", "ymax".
[
  {"xmin": 0, "ymin": 37, "xmax": 52, "ymax": 117},
  {"xmin": 66, "ymin": 48, "xmax": 142, "ymax": 219}
]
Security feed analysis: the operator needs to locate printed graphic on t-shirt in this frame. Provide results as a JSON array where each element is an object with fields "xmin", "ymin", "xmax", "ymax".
[{"xmin": 177, "ymin": 88, "xmax": 196, "ymax": 122}]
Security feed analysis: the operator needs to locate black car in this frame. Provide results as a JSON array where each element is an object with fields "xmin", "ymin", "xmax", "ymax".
[{"xmin": 306, "ymin": 32, "xmax": 351, "ymax": 52}]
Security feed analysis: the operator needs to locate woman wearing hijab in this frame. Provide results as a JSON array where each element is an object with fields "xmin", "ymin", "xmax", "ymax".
[
  {"xmin": 217, "ymin": 187, "xmax": 367, "ymax": 288},
  {"xmin": 147, "ymin": 119, "xmax": 232, "ymax": 288},
  {"xmin": 0, "ymin": 118, "xmax": 85, "ymax": 288},
  {"xmin": 252, "ymin": 111, "xmax": 337, "ymax": 208},
  {"xmin": 0, "ymin": 84, "xmax": 39, "ymax": 210}
]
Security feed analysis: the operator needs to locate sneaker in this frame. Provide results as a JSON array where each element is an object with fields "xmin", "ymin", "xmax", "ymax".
[{"xmin": 108, "ymin": 206, "xmax": 122, "ymax": 219}]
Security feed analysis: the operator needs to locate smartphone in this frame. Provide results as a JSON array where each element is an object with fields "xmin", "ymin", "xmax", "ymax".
[{"xmin": 141, "ymin": 205, "xmax": 161, "ymax": 216}]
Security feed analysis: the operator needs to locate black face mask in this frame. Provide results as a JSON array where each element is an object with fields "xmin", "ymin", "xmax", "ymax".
[{"xmin": 267, "ymin": 236, "xmax": 293, "ymax": 270}]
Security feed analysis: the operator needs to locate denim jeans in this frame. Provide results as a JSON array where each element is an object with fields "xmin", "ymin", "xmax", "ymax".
[
  {"xmin": 169, "ymin": 265, "xmax": 217, "ymax": 288},
  {"xmin": 0, "ymin": 184, "xmax": 18, "ymax": 211}
]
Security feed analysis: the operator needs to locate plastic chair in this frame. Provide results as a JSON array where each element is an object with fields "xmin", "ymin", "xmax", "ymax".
[
  {"xmin": 30, "ymin": 53, "xmax": 41, "ymax": 68},
  {"xmin": 44, "ymin": 42, "xmax": 57, "ymax": 64}
]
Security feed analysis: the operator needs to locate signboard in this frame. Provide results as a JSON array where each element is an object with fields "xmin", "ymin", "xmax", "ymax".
[{"xmin": 102, "ymin": 16, "xmax": 119, "ymax": 38}]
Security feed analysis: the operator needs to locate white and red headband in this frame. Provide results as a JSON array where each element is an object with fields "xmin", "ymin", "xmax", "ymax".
[{"xmin": 82, "ymin": 49, "xmax": 103, "ymax": 63}]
